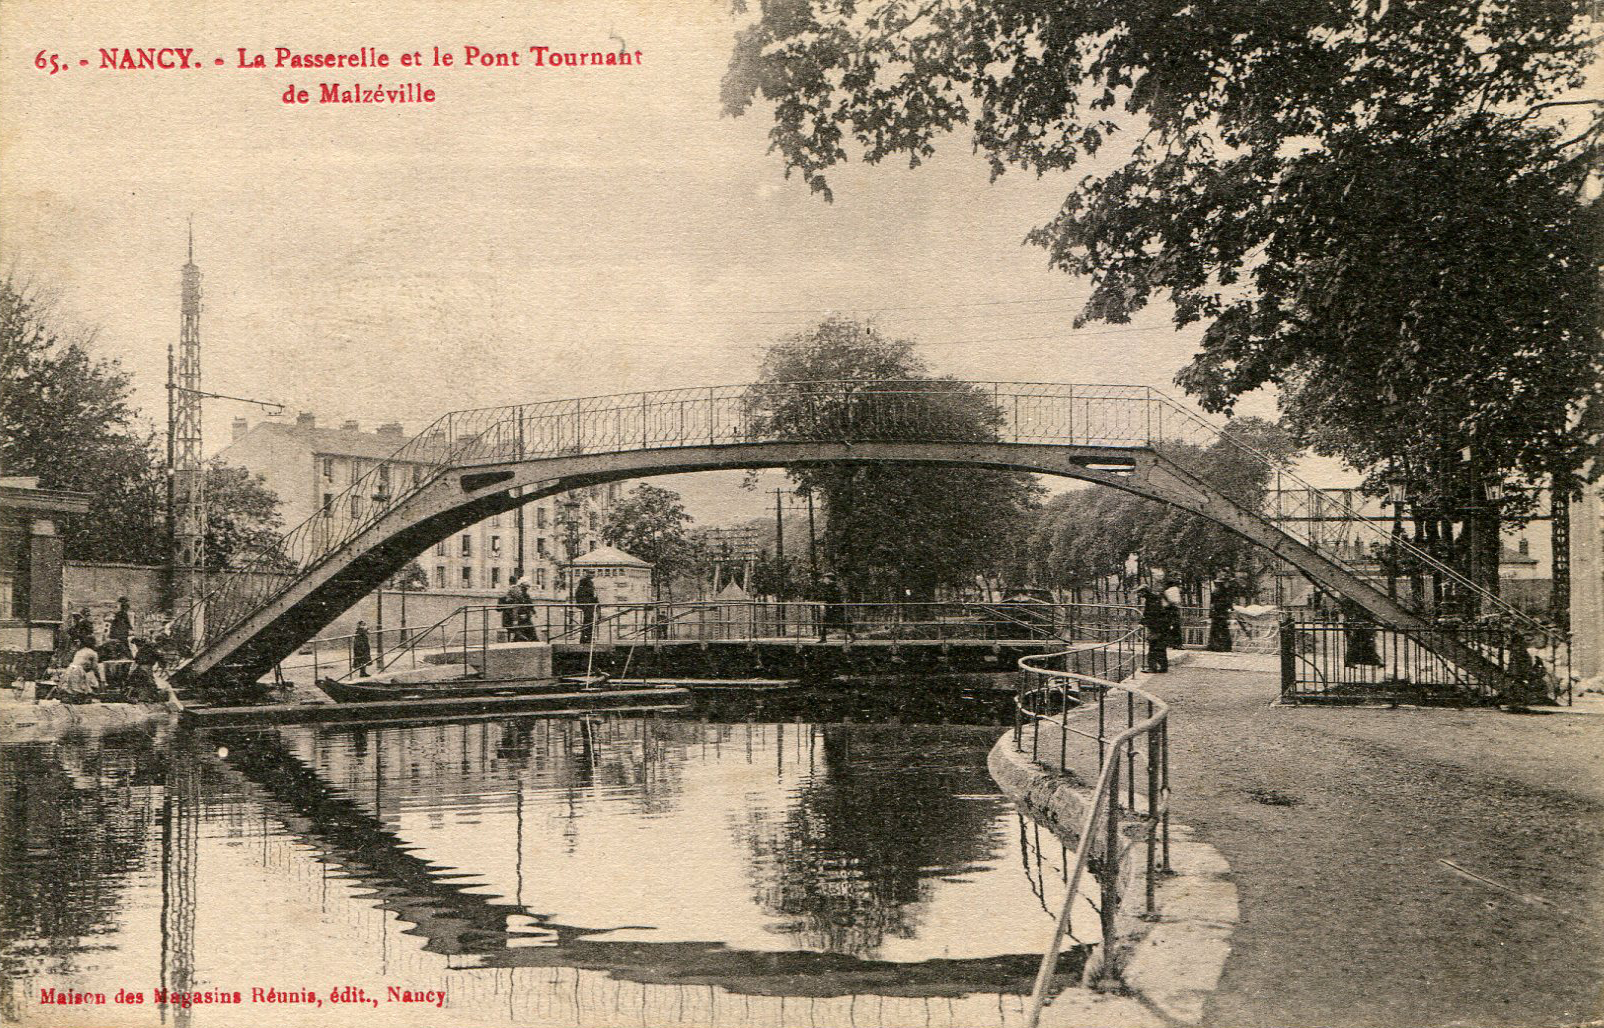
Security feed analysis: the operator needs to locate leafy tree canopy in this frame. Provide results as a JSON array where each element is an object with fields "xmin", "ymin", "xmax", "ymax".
[
  {"xmin": 1033, "ymin": 417, "xmax": 1298, "ymax": 593},
  {"xmin": 203, "ymin": 464, "xmax": 284, "ymax": 572},
  {"xmin": 602, "ymin": 482, "xmax": 698, "ymax": 598},
  {"xmin": 724, "ymin": 1, "xmax": 1604, "ymax": 507},
  {"xmin": 3, "ymin": 271, "xmax": 284, "ymax": 570},
  {"xmin": 745, "ymin": 317, "xmax": 1043, "ymax": 600}
]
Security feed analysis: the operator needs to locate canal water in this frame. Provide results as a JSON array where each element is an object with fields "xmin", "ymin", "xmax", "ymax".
[{"xmin": 1, "ymin": 684, "xmax": 1096, "ymax": 1028}]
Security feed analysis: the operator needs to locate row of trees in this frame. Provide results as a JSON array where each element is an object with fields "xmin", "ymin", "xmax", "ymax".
[
  {"xmin": 724, "ymin": 0, "xmax": 1604, "ymax": 602},
  {"xmin": 1031, "ymin": 419, "xmax": 1298, "ymax": 602},
  {"xmin": 1, "ymin": 273, "xmax": 283, "ymax": 570}
]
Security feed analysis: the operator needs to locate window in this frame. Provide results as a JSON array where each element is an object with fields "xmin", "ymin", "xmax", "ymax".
[
  {"xmin": 490, "ymin": 535, "xmax": 502, "ymax": 555},
  {"xmin": 322, "ymin": 458, "xmax": 334, "ymax": 479},
  {"xmin": 461, "ymin": 567, "xmax": 473, "ymax": 588},
  {"xmin": 350, "ymin": 460, "xmax": 363, "ymax": 485},
  {"xmin": 1518, "ymin": 537, "xmax": 1530, "ymax": 556},
  {"xmin": 434, "ymin": 566, "xmax": 446, "ymax": 588},
  {"xmin": 0, "ymin": 571, "xmax": 13, "ymax": 620},
  {"xmin": 460, "ymin": 534, "xmax": 472, "ymax": 557},
  {"xmin": 535, "ymin": 568, "xmax": 546, "ymax": 589},
  {"xmin": 608, "ymin": 483, "xmax": 621, "ymax": 501},
  {"xmin": 489, "ymin": 514, "xmax": 500, "ymax": 528},
  {"xmin": 490, "ymin": 567, "xmax": 502, "ymax": 588},
  {"xmin": 536, "ymin": 537, "xmax": 548, "ymax": 556},
  {"xmin": 435, "ymin": 540, "xmax": 447, "ymax": 556},
  {"xmin": 536, "ymin": 506, "xmax": 548, "ymax": 528},
  {"xmin": 376, "ymin": 464, "xmax": 391, "ymax": 500},
  {"xmin": 322, "ymin": 492, "xmax": 334, "ymax": 517},
  {"xmin": 350, "ymin": 497, "xmax": 363, "ymax": 521},
  {"xmin": 588, "ymin": 512, "xmax": 598, "ymax": 531}
]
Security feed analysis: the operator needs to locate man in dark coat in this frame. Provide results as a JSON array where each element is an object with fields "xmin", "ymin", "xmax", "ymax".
[
  {"xmin": 574, "ymin": 574, "xmax": 599, "ymax": 644},
  {"xmin": 515, "ymin": 580, "xmax": 536, "ymax": 641},
  {"xmin": 1137, "ymin": 586, "xmax": 1169, "ymax": 673},
  {"xmin": 351, "ymin": 620, "xmax": 373, "ymax": 677},
  {"xmin": 499, "ymin": 580, "xmax": 522, "ymax": 641}
]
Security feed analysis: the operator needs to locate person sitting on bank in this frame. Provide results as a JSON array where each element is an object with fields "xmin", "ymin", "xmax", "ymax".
[
  {"xmin": 54, "ymin": 648, "xmax": 102, "ymax": 703},
  {"xmin": 123, "ymin": 644, "xmax": 165, "ymax": 704}
]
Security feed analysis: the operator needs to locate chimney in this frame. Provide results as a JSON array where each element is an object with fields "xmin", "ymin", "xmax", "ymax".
[
  {"xmin": 376, "ymin": 422, "xmax": 405, "ymax": 439},
  {"xmin": 231, "ymin": 416, "xmax": 249, "ymax": 441},
  {"xmin": 295, "ymin": 412, "xmax": 316, "ymax": 430},
  {"xmin": 341, "ymin": 419, "xmax": 360, "ymax": 432}
]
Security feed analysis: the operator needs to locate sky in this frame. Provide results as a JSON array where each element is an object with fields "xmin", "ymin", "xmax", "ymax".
[{"xmin": 1, "ymin": 0, "xmax": 1321, "ymax": 524}]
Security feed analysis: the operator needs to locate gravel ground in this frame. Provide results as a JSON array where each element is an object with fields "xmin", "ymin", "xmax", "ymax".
[{"xmin": 1139, "ymin": 658, "xmax": 1604, "ymax": 1028}]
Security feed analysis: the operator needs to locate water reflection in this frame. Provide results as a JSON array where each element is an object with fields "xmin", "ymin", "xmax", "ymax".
[{"xmin": 1, "ymin": 708, "xmax": 1092, "ymax": 1027}]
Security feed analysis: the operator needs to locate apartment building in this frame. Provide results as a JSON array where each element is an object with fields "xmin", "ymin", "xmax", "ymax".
[{"xmin": 218, "ymin": 413, "xmax": 626, "ymax": 598}]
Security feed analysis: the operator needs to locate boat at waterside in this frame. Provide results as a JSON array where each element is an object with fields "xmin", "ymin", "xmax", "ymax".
[{"xmin": 317, "ymin": 672, "xmax": 610, "ymax": 704}]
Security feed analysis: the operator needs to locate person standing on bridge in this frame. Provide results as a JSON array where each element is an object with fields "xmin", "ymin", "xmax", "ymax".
[
  {"xmin": 1137, "ymin": 586, "xmax": 1169, "ymax": 673},
  {"xmin": 351, "ymin": 620, "xmax": 373, "ymax": 677},
  {"xmin": 499, "ymin": 579, "xmax": 522, "ymax": 641},
  {"xmin": 515, "ymin": 579, "xmax": 536, "ymax": 640},
  {"xmin": 575, "ymin": 573, "xmax": 599, "ymax": 644}
]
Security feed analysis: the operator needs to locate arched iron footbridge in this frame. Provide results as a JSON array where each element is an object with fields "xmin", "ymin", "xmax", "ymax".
[{"xmin": 169, "ymin": 381, "xmax": 1543, "ymax": 691}]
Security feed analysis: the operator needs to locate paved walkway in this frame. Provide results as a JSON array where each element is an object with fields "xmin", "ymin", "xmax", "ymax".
[{"xmin": 1134, "ymin": 654, "xmax": 1604, "ymax": 1028}]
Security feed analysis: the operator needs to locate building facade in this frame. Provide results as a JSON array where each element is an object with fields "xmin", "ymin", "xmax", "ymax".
[
  {"xmin": 1, "ymin": 477, "xmax": 90, "ymax": 682},
  {"xmin": 218, "ymin": 414, "xmax": 627, "ymax": 599}
]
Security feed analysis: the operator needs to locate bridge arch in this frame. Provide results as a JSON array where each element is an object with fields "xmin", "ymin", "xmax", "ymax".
[{"xmin": 175, "ymin": 438, "xmax": 1440, "ymax": 685}]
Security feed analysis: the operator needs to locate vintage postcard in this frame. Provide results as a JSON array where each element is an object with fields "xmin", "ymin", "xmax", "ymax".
[{"xmin": 2, "ymin": 2, "xmax": 1600, "ymax": 1027}]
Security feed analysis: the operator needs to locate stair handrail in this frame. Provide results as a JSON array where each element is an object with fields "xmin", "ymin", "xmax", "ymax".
[{"xmin": 1145, "ymin": 388, "xmax": 1560, "ymax": 645}]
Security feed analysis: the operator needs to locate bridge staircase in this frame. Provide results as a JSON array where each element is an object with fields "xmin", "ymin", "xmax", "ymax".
[{"xmin": 167, "ymin": 382, "xmax": 1556, "ymax": 699}]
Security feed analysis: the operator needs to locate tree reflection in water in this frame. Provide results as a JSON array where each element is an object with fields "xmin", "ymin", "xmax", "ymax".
[{"xmin": 733, "ymin": 724, "xmax": 1007, "ymax": 957}]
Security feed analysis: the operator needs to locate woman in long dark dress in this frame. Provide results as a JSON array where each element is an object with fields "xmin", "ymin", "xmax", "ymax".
[{"xmin": 1207, "ymin": 579, "xmax": 1234, "ymax": 652}]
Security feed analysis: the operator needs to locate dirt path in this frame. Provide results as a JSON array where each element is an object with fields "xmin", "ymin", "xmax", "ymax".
[{"xmin": 1141, "ymin": 659, "xmax": 1604, "ymax": 1028}]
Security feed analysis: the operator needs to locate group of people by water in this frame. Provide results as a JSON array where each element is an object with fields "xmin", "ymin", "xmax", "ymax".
[{"xmin": 47, "ymin": 597, "xmax": 168, "ymax": 704}]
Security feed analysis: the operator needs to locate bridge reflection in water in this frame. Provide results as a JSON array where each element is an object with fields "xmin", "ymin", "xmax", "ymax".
[{"xmin": 0, "ymin": 709, "xmax": 1095, "ymax": 1028}]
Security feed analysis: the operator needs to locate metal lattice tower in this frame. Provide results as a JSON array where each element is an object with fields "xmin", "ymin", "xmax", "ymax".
[{"xmin": 171, "ymin": 225, "xmax": 206, "ymax": 581}]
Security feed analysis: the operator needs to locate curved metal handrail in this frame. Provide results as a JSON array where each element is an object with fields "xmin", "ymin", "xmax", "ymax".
[{"xmin": 1012, "ymin": 614, "xmax": 1170, "ymax": 1028}]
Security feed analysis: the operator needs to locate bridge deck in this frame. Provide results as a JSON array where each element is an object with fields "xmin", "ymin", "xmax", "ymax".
[{"xmin": 182, "ymin": 686, "xmax": 692, "ymax": 727}]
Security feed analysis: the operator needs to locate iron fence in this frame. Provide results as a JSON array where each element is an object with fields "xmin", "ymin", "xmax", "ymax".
[
  {"xmin": 302, "ymin": 599, "xmax": 1137, "ymax": 685},
  {"xmin": 1278, "ymin": 615, "xmax": 1570, "ymax": 706},
  {"xmin": 1011, "ymin": 607, "xmax": 1170, "ymax": 1025}
]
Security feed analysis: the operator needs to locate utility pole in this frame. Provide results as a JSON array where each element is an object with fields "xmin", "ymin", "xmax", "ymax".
[
  {"xmin": 165, "ymin": 224, "xmax": 284, "ymax": 636},
  {"xmin": 169, "ymin": 223, "xmax": 206, "ymax": 625},
  {"xmin": 806, "ymin": 488, "xmax": 818, "ymax": 585},
  {"xmin": 774, "ymin": 487, "xmax": 787, "ymax": 600}
]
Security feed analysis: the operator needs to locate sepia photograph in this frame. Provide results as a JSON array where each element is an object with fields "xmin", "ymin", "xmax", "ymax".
[{"xmin": 1, "ymin": 2, "xmax": 1601, "ymax": 1027}]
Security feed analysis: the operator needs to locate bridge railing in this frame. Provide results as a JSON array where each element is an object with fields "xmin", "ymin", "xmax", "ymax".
[
  {"xmin": 1010, "ymin": 606, "xmax": 1170, "ymax": 1023},
  {"xmin": 297, "ymin": 599, "xmax": 1145, "ymax": 684}
]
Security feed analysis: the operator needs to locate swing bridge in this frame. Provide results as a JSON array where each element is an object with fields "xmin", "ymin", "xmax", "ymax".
[{"xmin": 167, "ymin": 380, "xmax": 1556, "ymax": 700}]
